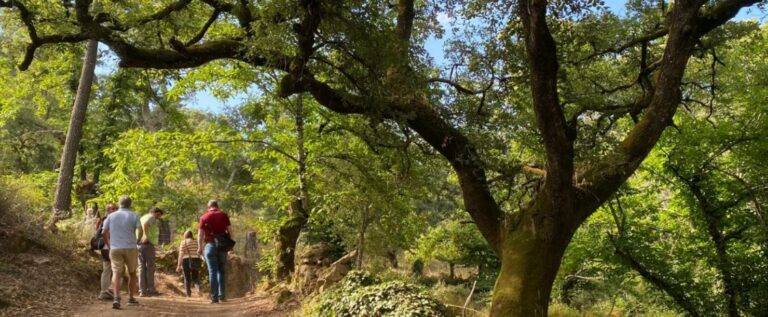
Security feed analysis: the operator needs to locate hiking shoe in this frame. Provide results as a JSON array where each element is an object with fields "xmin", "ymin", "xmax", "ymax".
[
  {"xmin": 219, "ymin": 297, "xmax": 226, "ymax": 302},
  {"xmin": 98, "ymin": 292, "xmax": 113, "ymax": 300},
  {"xmin": 138, "ymin": 292, "xmax": 146, "ymax": 297},
  {"xmin": 127, "ymin": 298, "xmax": 139, "ymax": 306},
  {"xmin": 210, "ymin": 298, "xmax": 219, "ymax": 304},
  {"xmin": 112, "ymin": 299, "xmax": 120, "ymax": 310}
]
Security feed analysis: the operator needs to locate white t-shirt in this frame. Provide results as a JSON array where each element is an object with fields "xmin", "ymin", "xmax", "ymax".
[{"xmin": 103, "ymin": 208, "xmax": 141, "ymax": 250}]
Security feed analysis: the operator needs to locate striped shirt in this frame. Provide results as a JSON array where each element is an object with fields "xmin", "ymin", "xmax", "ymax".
[{"xmin": 179, "ymin": 238, "xmax": 200, "ymax": 259}]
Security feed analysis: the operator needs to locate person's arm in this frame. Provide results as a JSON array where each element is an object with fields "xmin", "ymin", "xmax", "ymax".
[
  {"xmin": 135, "ymin": 217, "xmax": 144, "ymax": 244},
  {"xmin": 197, "ymin": 229, "xmax": 205, "ymax": 255},
  {"xmin": 226, "ymin": 225, "xmax": 233, "ymax": 238},
  {"xmin": 102, "ymin": 218, "xmax": 111, "ymax": 248},
  {"xmin": 103, "ymin": 229, "xmax": 111, "ymax": 248},
  {"xmin": 177, "ymin": 241, "xmax": 184, "ymax": 272}
]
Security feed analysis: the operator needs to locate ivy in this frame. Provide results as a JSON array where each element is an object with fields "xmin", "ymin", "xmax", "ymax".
[{"xmin": 309, "ymin": 271, "xmax": 447, "ymax": 317}]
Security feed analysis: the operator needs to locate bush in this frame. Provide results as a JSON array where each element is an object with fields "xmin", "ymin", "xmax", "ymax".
[
  {"xmin": 430, "ymin": 282, "xmax": 489, "ymax": 314},
  {"xmin": 307, "ymin": 271, "xmax": 447, "ymax": 317}
]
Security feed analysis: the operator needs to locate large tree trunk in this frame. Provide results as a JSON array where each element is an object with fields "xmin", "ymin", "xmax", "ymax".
[
  {"xmin": 489, "ymin": 207, "xmax": 575, "ymax": 317},
  {"xmin": 276, "ymin": 201, "xmax": 307, "ymax": 280},
  {"xmin": 50, "ymin": 39, "xmax": 98, "ymax": 231}
]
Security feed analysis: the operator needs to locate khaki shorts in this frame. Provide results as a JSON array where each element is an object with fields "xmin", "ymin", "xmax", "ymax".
[{"xmin": 110, "ymin": 248, "xmax": 138, "ymax": 275}]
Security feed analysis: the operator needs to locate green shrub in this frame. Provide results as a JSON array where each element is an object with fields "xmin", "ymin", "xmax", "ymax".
[{"xmin": 308, "ymin": 271, "xmax": 447, "ymax": 317}]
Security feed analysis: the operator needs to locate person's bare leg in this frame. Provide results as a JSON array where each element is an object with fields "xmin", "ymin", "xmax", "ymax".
[
  {"xmin": 111, "ymin": 270, "xmax": 122, "ymax": 300},
  {"xmin": 129, "ymin": 272, "xmax": 138, "ymax": 299}
]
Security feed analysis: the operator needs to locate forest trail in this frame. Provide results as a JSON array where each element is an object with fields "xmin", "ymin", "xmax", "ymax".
[
  {"xmin": 72, "ymin": 293, "xmax": 288, "ymax": 316},
  {"xmin": 72, "ymin": 272, "xmax": 290, "ymax": 317}
]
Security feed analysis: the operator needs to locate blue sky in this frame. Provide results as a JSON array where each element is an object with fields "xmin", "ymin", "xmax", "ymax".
[{"xmin": 182, "ymin": 0, "xmax": 766, "ymax": 114}]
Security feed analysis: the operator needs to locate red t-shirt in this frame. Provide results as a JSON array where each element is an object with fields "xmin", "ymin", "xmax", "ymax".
[{"xmin": 198, "ymin": 209, "xmax": 231, "ymax": 243}]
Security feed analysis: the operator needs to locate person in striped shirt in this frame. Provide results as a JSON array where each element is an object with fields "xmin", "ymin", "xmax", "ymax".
[{"xmin": 176, "ymin": 230, "xmax": 202, "ymax": 297}]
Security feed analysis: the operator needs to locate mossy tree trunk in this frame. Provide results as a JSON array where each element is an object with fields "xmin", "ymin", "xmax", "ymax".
[
  {"xmin": 276, "ymin": 201, "xmax": 307, "ymax": 280},
  {"xmin": 276, "ymin": 94, "xmax": 310, "ymax": 280}
]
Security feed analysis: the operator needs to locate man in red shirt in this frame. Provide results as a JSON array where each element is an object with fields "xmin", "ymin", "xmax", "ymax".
[{"xmin": 197, "ymin": 200, "xmax": 233, "ymax": 304}]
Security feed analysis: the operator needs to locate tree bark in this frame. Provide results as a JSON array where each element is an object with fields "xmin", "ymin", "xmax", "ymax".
[
  {"xmin": 275, "ymin": 94, "xmax": 311, "ymax": 280},
  {"xmin": 356, "ymin": 205, "xmax": 368, "ymax": 269},
  {"xmin": 489, "ymin": 205, "xmax": 576, "ymax": 317},
  {"xmin": 50, "ymin": 39, "xmax": 98, "ymax": 231},
  {"xmin": 386, "ymin": 249, "xmax": 398, "ymax": 268},
  {"xmin": 244, "ymin": 231, "xmax": 259, "ymax": 259},
  {"xmin": 275, "ymin": 201, "xmax": 307, "ymax": 280}
]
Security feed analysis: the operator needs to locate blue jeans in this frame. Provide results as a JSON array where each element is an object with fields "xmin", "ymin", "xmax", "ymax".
[{"xmin": 203, "ymin": 243, "xmax": 227, "ymax": 300}]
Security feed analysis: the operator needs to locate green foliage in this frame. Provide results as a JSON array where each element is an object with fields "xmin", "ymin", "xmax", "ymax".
[
  {"xmin": 0, "ymin": 173, "xmax": 55, "ymax": 220},
  {"xmin": 415, "ymin": 217, "xmax": 495, "ymax": 268},
  {"xmin": 98, "ymin": 126, "xmax": 248, "ymax": 224},
  {"xmin": 308, "ymin": 271, "xmax": 447, "ymax": 317}
]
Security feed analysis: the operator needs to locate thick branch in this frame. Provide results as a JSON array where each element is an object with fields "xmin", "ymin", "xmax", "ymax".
[
  {"xmin": 21, "ymin": 34, "xmax": 88, "ymax": 70},
  {"xmin": 237, "ymin": 0, "xmax": 254, "ymax": 34},
  {"xmin": 696, "ymin": 0, "xmax": 763, "ymax": 35},
  {"xmin": 395, "ymin": 0, "xmax": 415, "ymax": 43},
  {"xmin": 518, "ymin": 0, "xmax": 575, "ymax": 214},
  {"xmin": 285, "ymin": 74, "xmax": 504, "ymax": 251},
  {"xmin": 107, "ymin": 39, "xmax": 253, "ymax": 69},
  {"xmin": 576, "ymin": 0, "xmax": 714, "ymax": 221},
  {"xmin": 0, "ymin": 0, "xmax": 38, "ymax": 40},
  {"xmin": 1, "ymin": 1, "xmax": 87, "ymax": 70}
]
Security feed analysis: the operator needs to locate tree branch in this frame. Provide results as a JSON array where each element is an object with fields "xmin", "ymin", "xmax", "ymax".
[
  {"xmin": 575, "ymin": 29, "xmax": 668, "ymax": 64},
  {"xmin": 395, "ymin": 0, "xmax": 415, "ymax": 43},
  {"xmin": 695, "ymin": 0, "xmax": 764, "ymax": 35},
  {"xmin": 0, "ymin": 1, "xmax": 88, "ymax": 70},
  {"xmin": 135, "ymin": 0, "xmax": 193, "ymax": 26},
  {"xmin": 184, "ymin": 8, "xmax": 221, "ymax": 46},
  {"xmin": 575, "ymin": 0, "xmax": 728, "ymax": 221},
  {"xmin": 108, "ymin": 39, "xmax": 253, "ymax": 69},
  {"xmin": 284, "ymin": 74, "xmax": 504, "ymax": 251},
  {"xmin": 611, "ymin": 237, "xmax": 704, "ymax": 317},
  {"xmin": 199, "ymin": 0, "xmax": 235, "ymax": 13},
  {"xmin": 518, "ymin": 0, "xmax": 575, "ymax": 212},
  {"xmin": 428, "ymin": 78, "xmax": 483, "ymax": 95}
]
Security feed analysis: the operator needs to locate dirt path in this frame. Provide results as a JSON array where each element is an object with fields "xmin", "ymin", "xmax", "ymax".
[{"xmin": 72, "ymin": 293, "xmax": 289, "ymax": 316}]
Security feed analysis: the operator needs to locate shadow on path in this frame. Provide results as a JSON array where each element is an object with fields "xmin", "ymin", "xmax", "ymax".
[{"xmin": 72, "ymin": 293, "xmax": 286, "ymax": 316}]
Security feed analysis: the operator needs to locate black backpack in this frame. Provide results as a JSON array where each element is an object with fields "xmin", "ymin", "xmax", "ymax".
[
  {"xmin": 205, "ymin": 222, "xmax": 236, "ymax": 252},
  {"xmin": 89, "ymin": 218, "xmax": 106, "ymax": 250}
]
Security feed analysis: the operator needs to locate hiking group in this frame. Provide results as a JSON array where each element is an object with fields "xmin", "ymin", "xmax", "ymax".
[{"xmin": 91, "ymin": 196, "xmax": 234, "ymax": 309}]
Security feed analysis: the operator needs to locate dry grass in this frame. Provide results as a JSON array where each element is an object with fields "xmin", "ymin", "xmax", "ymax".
[{"xmin": 0, "ymin": 181, "xmax": 100, "ymax": 316}]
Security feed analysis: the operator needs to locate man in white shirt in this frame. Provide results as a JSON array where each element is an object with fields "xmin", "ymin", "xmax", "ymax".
[{"xmin": 102, "ymin": 195, "xmax": 143, "ymax": 310}]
